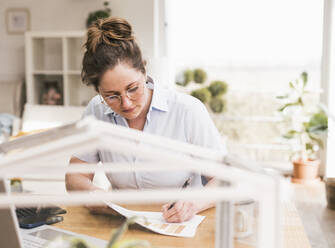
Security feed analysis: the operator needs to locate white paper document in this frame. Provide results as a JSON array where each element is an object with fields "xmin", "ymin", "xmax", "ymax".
[
  {"xmin": 21, "ymin": 225, "xmax": 107, "ymax": 248},
  {"xmin": 105, "ymin": 201, "xmax": 205, "ymax": 238}
]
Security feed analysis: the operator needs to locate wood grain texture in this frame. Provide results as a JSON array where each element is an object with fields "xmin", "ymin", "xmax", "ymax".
[
  {"xmin": 293, "ymin": 181, "xmax": 335, "ymax": 248},
  {"xmin": 54, "ymin": 201, "xmax": 310, "ymax": 248},
  {"xmin": 54, "ymin": 204, "xmax": 216, "ymax": 248}
]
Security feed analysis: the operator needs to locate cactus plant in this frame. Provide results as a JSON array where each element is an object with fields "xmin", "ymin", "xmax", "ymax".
[
  {"xmin": 183, "ymin": 69, "xmax": 194, "ymax": 86},
  {"xmin": 86, "ymin": 1, "xmax": 111, "ymax": 28},
  {"xmin": 193, "ymin": 68, "xmax": 207, "ymax": 84},
  {"xmin": 209, "ymin": 97, "xmax": 225, "ymax": 113},
  {"xmin": 191, "ymin": 88, "xmax": 211, "ymax": 103},
  {"xmin": 176, "ymin": 69, "xmax": 194, "ymax": 86},
  {"xmin": 208, "ymin": 81, "xmax": 228, "ymax": 97}
]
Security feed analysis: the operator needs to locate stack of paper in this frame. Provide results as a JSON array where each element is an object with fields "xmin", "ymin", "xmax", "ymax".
[{"xmin": 106, "ymin": 202, "xmax": 205, "ymax": 238}]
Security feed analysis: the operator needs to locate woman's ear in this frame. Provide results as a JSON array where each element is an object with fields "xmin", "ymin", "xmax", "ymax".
[{"xmin": 143, "ymin": 60, "xmax": 147, "ymax": 75}]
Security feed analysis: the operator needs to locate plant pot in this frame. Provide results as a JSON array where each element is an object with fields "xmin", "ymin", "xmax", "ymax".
[
  {"xmin": 325, "ymin": 178, "xmax": 335, "ymax": 210},
  {"xmin": 291, "ymin": 158, "xmax": 320, "ymax": 184}
]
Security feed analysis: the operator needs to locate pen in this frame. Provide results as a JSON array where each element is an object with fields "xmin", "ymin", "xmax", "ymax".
[{"xmin": 167, "ymin": 177, "xmax": 192, "ymax": 210}]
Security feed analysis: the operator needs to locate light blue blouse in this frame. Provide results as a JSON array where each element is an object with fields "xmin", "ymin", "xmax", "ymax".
[{"xmin": 75, "ymin": 80, "xmax": 227, "ymax": 190}]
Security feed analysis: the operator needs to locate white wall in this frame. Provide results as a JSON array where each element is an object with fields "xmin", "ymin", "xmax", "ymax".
[{"xmin": 0, "ymin": 0, "xmax": 155, "ymax": 82}]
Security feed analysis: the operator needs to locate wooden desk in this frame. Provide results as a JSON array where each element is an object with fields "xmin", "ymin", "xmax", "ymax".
[
  {"xmin": 54, "ymin": 203, "xmax": 309, "ymax": 248},
  {"xmin": 292, "ymin": 182, "xmax": 335, "ymax": 248},
  {"xmin": 54, "ymin": 205, "xmax": 219, "ymax": 248}
]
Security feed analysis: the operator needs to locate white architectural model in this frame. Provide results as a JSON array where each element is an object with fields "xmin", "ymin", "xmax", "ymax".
[{"xmin": 0, "ymin": 117, "xmax": 286, "ymax": 248}]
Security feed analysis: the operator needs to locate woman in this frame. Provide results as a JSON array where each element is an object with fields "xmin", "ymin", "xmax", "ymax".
[{"xmin": 65, "ymin": 17, "xmax": 226, "ymax": 223}]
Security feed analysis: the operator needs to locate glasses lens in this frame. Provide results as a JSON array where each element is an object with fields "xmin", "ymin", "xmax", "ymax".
[
  {"xmin": 127, "ymin": 84, "xmax": 144, "ymax": 100},
  {"xmin": 106, "ymin": 95, "xmax": 120, "ymax": 105},
  {"xmin": 102, "ymin": 82, "xmax": 145, "ymax": 106}
]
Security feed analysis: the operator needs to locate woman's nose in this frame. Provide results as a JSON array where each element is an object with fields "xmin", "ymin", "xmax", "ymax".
[{"xmin": 121, "ymin": 95, "xmax": 132, "ymax": 108}]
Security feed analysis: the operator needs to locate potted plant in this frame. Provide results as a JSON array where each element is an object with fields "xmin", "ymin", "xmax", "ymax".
[
  {"xmin": 86, "ymin": 1, "xmax": 111, "ymax": 28},
  {"xmin": 277, "ymin": 72, "xmax": 328, "ymax": 183},
  {"xmin": 191, "ymin": 87, "xmax": 212, "ymax": 104},
  {"xmin": 190, "ymin": 80, "xmax": 228, "ymax": 114},
  {"xmin": 47, "ymin": 216, "xmax": 151, "ymax": 248},
  {"xmin": 176, "ymin": 69, "xmax": 194, "ymax": 86},
  {"xmin": 177, "ymin": 69, "xmax": 228, "ymax": 114},
  {"xmin": 193, "ymin": 68, "xmax": 207, "ymax": 84},
  {"xmin": 208, "ymin": 80, "xmax": 228, "ymax": 113}
]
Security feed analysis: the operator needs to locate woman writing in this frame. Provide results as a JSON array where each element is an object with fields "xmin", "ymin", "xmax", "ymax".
[{"xmin": 65, "ymin": 17, "xmax": 226, "ymax": 223}]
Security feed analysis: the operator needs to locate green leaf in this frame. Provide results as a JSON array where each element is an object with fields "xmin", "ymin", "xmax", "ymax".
[
  {"xmin": 308, "ymin": 134, "xmax": 324, "ymax": 149},
  {"xmin": 301, "ymin": 72, "xmax": 308, "ymax": 87},
  {"xmin": 176, "ymin": 81, "xmax": 185, "ymax": 86},
  {"xmin": 307, "ymin": 111, "xmax": 328, "ymax": 132},
  {"xmin": 289, "ymin": 81, "xmax": 295, "ymax": 89},
  {"xmin": 70, "ymin": 239, "xmax": 91, "ymax": 248},
  {"xmin": 303, "ymin": 122, "xmax": 309, "ymax": 129},
  {"xmin": 278, "ymin": 101, "xmax": 300, "ymax": 112},
  {"xmin": 307, "ymin": 125, "xmax": 328, "ymax": 133},
  {"xmin": 276, "ymin": 94, "xmax": 289, "ymax": 99},
  {"xmin": 283, "ymin": 130, "xmax": 298, "ymax": 139},
  {"xmin": 278, "ymin": 103, "xmax": 292, "ymax": 112},
  {"xmin": 107, "ymin": 217, "xmax": 138, "ymax": 248},
  {"xmin": 305, "ymin": 143, "xmax": 313, "ymax": 151},
  {"xmin": 283, "ymin": 135, "xmax": 294, "ymax": 139}
]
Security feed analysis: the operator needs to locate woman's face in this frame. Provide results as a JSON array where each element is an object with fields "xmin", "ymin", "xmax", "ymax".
[{"xmin": 99, "ymin": 63, "xmax": 148, "ymax": 120}]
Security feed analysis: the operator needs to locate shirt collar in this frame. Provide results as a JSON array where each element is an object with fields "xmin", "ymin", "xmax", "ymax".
[
  {"xmin": 147, "ymin": 76, "xmax": 169, "ymax": 113},
  {"xmin": 103, "ymin": 107, "xmax": 116, "ymax": 116},
  {"xmin": 103, "ymin": 76, "xmax": 169, "ymax": 117}
]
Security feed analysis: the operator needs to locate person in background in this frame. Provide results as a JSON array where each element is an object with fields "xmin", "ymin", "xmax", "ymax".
[{"xmin": 65, "ymin": 17, "xmax": 226, "ymax": 223}]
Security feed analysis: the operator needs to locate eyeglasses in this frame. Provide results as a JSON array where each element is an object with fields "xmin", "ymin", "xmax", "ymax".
[{"xmin": 100, "ymin": 82, "xmax": 145, "ymax": 106}]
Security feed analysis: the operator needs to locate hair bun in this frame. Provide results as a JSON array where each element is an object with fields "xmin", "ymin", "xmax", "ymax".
[{"xmin": 85, "ymin": 17, "xmax": 134, "ymax": 53}]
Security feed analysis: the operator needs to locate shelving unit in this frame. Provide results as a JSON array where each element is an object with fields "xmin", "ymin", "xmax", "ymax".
[{"xmin": 25, "ymin": 31, "xmax": 97, "ymax": 106}]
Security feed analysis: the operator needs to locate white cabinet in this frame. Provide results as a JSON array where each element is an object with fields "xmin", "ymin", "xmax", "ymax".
[{"xmin": 25, "ymin": 31, "xmax": 97, "ymax": 106}]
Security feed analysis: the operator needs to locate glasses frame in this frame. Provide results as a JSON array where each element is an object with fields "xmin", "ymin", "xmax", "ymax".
[{"xmin": 99, "ymin": 81, "xmax": 146, "ymax": 107}]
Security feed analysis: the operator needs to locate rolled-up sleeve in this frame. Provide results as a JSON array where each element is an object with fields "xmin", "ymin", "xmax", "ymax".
[
  {"xmin": 184, "ymin": 97, "xmax": 227, "ymax": 156},
  {"xmin": 72, "ymin": 96, "xmax": 101, "ymax": 163}
]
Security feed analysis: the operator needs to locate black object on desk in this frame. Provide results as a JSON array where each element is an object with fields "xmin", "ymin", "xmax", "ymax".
[{"xmin": 16, "ymin": 206, "xmax": 66, "ymax": 229}]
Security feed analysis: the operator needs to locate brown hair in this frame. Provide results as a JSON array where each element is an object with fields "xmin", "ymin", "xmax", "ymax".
[{"xmin": 82, "ymin": 17, "xmax": 146, "ymax": 91}]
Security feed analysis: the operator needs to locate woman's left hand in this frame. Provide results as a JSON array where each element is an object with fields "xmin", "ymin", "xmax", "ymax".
[{"xmin": 161, "ymin": 201, "xmax": 199, "ymax": 223}]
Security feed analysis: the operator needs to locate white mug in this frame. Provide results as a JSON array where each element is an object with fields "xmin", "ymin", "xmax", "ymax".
[{"xmin": 234, "ymin": 199, "xmax": 254, "ymax": 239}]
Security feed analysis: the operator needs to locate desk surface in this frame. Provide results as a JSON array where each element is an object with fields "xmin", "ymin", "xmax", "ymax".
[
  {"xmin": 55, "ymin": 205, "xmax": 221, "ymax": 248},
  {"xmin": 53, "ymin": 203, "xmax": 310, "ymax": 248}
]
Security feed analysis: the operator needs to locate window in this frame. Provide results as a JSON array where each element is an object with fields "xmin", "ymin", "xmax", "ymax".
[{"xmin": 166, "ymin": 0, "xmax": 324, "ymax": 169}]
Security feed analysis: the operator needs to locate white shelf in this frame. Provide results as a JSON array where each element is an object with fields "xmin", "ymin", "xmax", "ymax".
[
  {"xmin": 25, "ymin": 31, "xmax": 95, "ymax": 106},
  {"xmin": 66, "ymin": 70, "xmax": 81, "ymax": 75},
  {"xmin": 27, "ymin": 30, "xmax": 86, "ymax": 38},
  {"xmin": 66, "ymin": 74, "xmax": 97, "ymax": 106},
  {"xmin": 33, "ymin": 70, "xmax": 64, "ymax": 75}
]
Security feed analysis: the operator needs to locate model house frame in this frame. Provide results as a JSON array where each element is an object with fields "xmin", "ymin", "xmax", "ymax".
[{"xmin": 0, "ymin": 117, "xmax": 286, "ymax": 248}]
